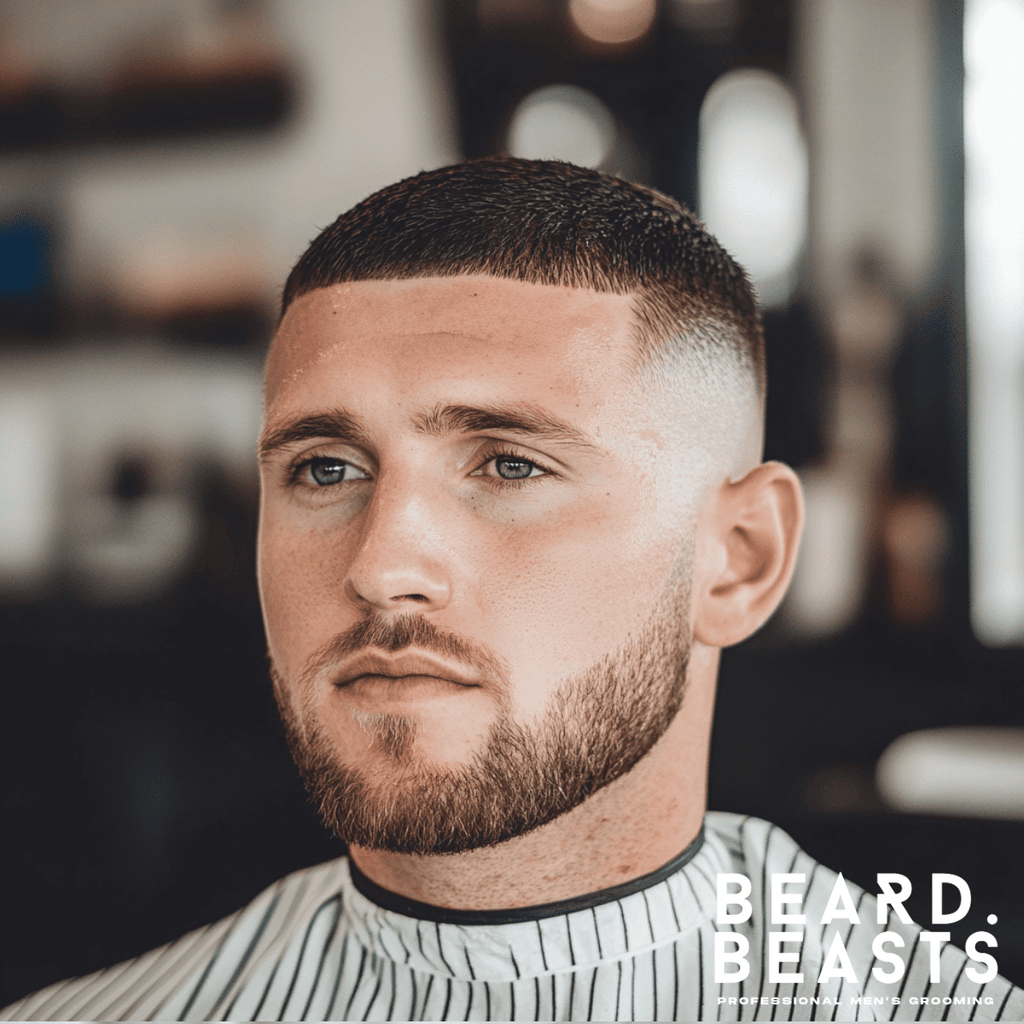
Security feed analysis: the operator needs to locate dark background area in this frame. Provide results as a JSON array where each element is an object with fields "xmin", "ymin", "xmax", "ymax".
[{"xmin": 2, "ymin": 0, "xmax": 1023, "ymax": 1008}]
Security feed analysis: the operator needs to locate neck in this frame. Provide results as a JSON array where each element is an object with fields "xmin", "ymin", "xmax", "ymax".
[{"xmin": 348, "ymin": 643, "xmax": 719, "ymax": 911}]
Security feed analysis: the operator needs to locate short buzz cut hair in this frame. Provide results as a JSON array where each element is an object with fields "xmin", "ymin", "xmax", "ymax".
[{"xmin": 282, "ymin": 157, "xmax": 765, "ymax": 399}]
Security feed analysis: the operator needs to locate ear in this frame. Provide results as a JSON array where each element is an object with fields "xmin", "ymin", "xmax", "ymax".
[{"xmin": 692, "ymin": 461, "xmax": 804, "ymax": 647}]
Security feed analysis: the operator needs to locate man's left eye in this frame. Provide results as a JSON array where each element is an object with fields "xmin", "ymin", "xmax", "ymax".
[
  {"xmin": 304, "ymin": 457, "xmax": 368, "ymax": 486},
  {"xmin": 489, "ymin": 456, "xmax": 543, "ymax": 480}
]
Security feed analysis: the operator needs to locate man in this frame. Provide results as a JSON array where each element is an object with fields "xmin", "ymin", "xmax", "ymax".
[{"xmin": 4, "ymin": 158, "xmax": 1021, "ymax": 1022}]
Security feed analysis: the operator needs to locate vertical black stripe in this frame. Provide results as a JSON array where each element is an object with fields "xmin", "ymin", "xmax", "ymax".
[
  {"xmin": 683, "ymin": 929, "xmax": 690, "ymax": 1021},
  {"xmin": 277, "ymin": 896, "xmax": 337, "ymax": 1020},
  {"xmin": 207, "ymin": 891, "xmax": 284, "ymax": 1017},
  {"xmin": 108, "ymin": 933, "xmax": 203, "ymax": 1021},
  {"xmin": 299, "ymin": 899, "xmax": 343, "ymax": 1021},
  {"xmin": 534, "ymin": 975, "xmax": 541, "ymax": 1021},
  {"xmin": 463, "ymin": 980, "xmax": 474, "ymax": 1021},
  {"xmin": 550, "ymin": 973, "xmax": 556, "ymax": 1021},
  {"xmin": 652, "ymin": 946, "xmax": 659, "ymax": 1021},
  {"xmin": 118, "ymin": 926, "xmax": 219, "ymax": 1021},
  {"xmin": 615, "ymin": 959, "xmax": 623, "ymax": 1019},
  {"xmin": 384, "ymin": 959, "xmax": 397, "ymax": 1021},
  {"xmin": 174, "ymin": 915, "xmax": 245, "ymax": 1020},
  {"xmin": 435, "ymin": 922, "xmax": 456, "ymax": 976},
  {"xmin": 420, "ymin": 974, "xmax": 435, "ymax": 1020},
  {"xmin": 510, "ymin": 946, "xmax": 521, "ymax": 979},
  {"xmin": 591, "ymin": 907, "xmax": 604, "ymax": 959},
  {"xmin": 248, "ymin": 953, "xmax": 284, "ymax": 1023},
  {"xmin": 509, "ymin": 979, "xmax": 516, "ymax": 1020},
  {"xmin": 359, "ymin": 957, "xmax": 385, "ymax": 1022},
  {"xmin": 630, "ymin": 953, "xmax": 636, "ymax": 1021},
  {"xmin": 441, "ymin": 977, "xmax": 452, "ymax": 1021},
  {"xmin": 969, "ymin": 979, "xmax": 990, "ymax": 1022},
  {"xmin": 641, "ymin": 888, "xmax": 656, "ymax": 942},
  {"xmin": 995, "ymin": 983, "xmax": 1015, "ymax": 1020},
  {"xmin": 565, "ymin": 915, "xmax": 577, "ymax": 966},
  {"xmin": 568, "ymin": 969, "xmax": 576, "ymax": 1018},
  {"xmin": 619, "ymin": 899, "xmax": 631, "ymax": 948},
  {"xmin": 231, "ymin": 874, "xmax": 318, "ymax": 1023},
  {"xmin": 322, "ymin": 933, "xmax": 350, "ymax": 1021},
  {"xmin": 408, "ymin": 966, "xmax": 419, "ymax": 1021},
  {"xmin": 342, "ymin": 945, "xmax": 368, "ymax": 1021},
  {"xmin": 463, "ymin": 945, "xmax": 476, "ymax": 980},
  {"xmin": 666, "ymin": 879, "xmax": 683, "ymax": 931},
  {"xmin": 393, "ymin": 923, "xmax": 412, "ymax": 964},
  {"xmin": 536, "ymin": 919, "xmax": 549, "ymax": 972},
  {"xmin": 587, "ymin": 966, "xmax": 599, "ymax": 1021},
  {"xmin": 484, "ymin": 979, "xmax": 492, "ymax": 1021}
]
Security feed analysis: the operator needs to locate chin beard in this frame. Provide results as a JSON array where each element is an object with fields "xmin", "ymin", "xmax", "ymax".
[{"xmin": 272, "ymin": 581, "xmax": 691, "ymax": 856}]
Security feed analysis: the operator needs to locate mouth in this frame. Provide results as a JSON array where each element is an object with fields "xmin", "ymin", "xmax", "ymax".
[{"xmin": 333, "ymin": 650, "xmax": 484, "ymax": 690}]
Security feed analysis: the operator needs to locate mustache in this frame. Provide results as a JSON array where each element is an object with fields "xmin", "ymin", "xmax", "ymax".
[{"xmin": 297, "ymin": 613, "xmax": 512, "ymax": 692}]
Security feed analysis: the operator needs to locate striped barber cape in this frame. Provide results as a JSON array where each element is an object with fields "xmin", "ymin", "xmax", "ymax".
[{"xmin": 4, "ymin": 812, "xmax": 1022, "ymax": 1021}]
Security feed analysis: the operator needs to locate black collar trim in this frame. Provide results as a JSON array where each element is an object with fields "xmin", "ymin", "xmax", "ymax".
[{"xmin": 347, "ymin": 824, "xmax": 705, "ymax": 926}]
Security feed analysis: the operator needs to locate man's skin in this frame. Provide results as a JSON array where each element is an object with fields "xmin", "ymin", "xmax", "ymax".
[{"xmin": 258, "ymin": 274, "xmax": 803, "ymax": 913}]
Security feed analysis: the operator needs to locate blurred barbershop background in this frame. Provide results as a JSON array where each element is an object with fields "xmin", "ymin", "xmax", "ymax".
[{"xmin": 2, "ymin": 0, "xmax": 1023, "ymax": 1001}]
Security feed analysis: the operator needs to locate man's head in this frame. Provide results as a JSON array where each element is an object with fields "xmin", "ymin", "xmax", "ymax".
[{"xmin": 258, "ymin": 158, "xmax": 801, "ymax": 857}]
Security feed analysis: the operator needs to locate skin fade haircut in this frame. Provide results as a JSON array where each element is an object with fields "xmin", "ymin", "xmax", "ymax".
[
  {"xmin": 280, "ymin": 156, "xmax": 765, "ymax": 399},
  {"xmin": 269, "ymin": 156, "xmax": 765, "ymax": 857}
]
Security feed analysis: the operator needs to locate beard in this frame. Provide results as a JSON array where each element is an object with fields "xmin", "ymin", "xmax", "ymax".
[{"xmin": 271, "ymin": 575, "xmax": 691, "ymax": 856}]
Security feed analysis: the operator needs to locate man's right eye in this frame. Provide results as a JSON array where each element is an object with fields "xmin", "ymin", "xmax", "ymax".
[{"xmin": 301, "ymin": 457, "xmax": 368, "ymax": 486}]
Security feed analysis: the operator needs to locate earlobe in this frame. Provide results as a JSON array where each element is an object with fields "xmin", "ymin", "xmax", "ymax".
[{"xmin": 692, "ymin": 461, "xmax": 804, "ymax": 648}]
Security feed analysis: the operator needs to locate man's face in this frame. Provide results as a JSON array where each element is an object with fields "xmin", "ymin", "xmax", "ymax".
[{"xmin": 258, "ymin": 275, "xmax": 712, "ymax": 853}]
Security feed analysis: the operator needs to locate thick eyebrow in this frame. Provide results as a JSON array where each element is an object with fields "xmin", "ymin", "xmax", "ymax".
[
  {"xmin": 257, "ymin": 402, "xmax": 609, "ymax": 462},
  {"xmin": 411, "ymin": 403, "xmax": 607, "ymax": 456},
  {"xmin": 257, "ymin": 410, "xmax": 373, "ymax": 462}
]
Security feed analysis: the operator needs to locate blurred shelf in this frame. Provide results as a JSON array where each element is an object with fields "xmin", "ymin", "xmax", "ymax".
[{"xmin": 0, "ymin": 64, "xmax": 295, "ymax": 153}]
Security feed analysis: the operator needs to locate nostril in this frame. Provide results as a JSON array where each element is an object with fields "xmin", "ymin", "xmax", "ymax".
[{"xmin": 391, "ymin": 594, "xmax": 429, "ymax": 603}]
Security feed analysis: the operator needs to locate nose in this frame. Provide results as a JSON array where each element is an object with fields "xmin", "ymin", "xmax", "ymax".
[{"xmin": 343, "ymin": 473, "xmax": 454, "ymax": 613}]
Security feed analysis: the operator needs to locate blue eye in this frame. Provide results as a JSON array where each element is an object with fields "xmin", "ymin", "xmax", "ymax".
[
  {"xmin": 494, "ymin": 456, "xmax": 536, "ymax": 480},
  {"xmin": 307, "ymin": 457, "xmax": 365, "ymax": 486}
]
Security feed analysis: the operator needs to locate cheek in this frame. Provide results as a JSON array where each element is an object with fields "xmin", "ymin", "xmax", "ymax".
[
  {"xmin": 257, "ymin": 505, "xmax": 354, "ymax": 679},
  {"xmin": 473, "ymin": 486, "xmax": 686, "ymax": 698}
]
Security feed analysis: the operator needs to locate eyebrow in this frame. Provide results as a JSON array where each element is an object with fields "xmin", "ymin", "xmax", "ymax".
[
  {"xmin": 258, "ymin": 410, "xmax": 373, "ymax": 461},
  {"xmin": 258, "ymin": 403, "xmax": 607, "ymax": 461}
]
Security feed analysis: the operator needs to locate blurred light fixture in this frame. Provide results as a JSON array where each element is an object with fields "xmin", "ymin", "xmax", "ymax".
[
  {"xmin": 568, "ymin": 0, "xmax": 657, "ymax": 46},
  {"xmin": 507, "ymin": 85, "xmax": 617, "ymax": 168},
  {"xmin": 698, "ymin": 68, "xmax": 807, "ymax": 308},
  {"xmin": 965, "ymin": 0, "xmax": 1024, "ymax": 645},
  {"xmin": 668, "ymin": 0, "xmax": 738, "ymax": 37},
  {"xmin": 877, "ymin": 727, "xmax": 1024, "ymax": 820}
]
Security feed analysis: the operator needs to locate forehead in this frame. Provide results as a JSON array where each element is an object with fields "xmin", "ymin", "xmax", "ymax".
[{"xmin": 265, "ymin": 276, "xmax": 638, "ymax": 416}]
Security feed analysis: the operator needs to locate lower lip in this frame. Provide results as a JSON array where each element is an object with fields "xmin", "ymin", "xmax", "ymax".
[{"xmin": 338, "ymin": 674, "xmax": 479, "ymax": 704}]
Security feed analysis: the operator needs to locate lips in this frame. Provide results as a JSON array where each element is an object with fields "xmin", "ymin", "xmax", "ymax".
[{"xmin": 332, "ymin": 650, "xmax": 483, "ymax": 689}]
